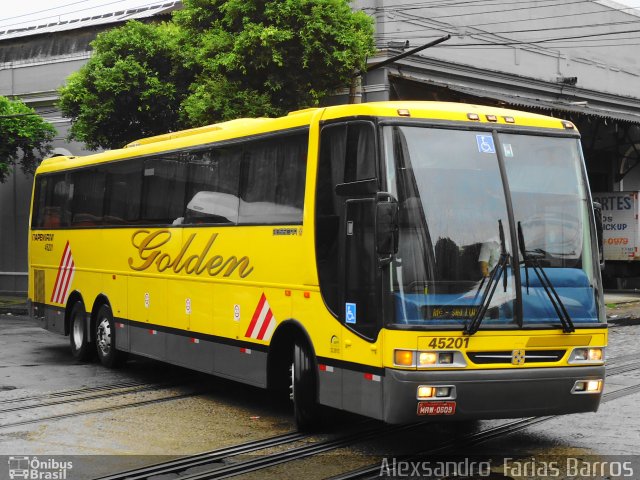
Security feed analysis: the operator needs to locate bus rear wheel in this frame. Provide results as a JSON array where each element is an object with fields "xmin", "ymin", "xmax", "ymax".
[
  {"xmin": 291, "ymin": 341, "xmax": 322, "ymax": 431},
  {"xmin": 95, "ymin": 304, "xmax": 125, "ymax": 368},
  {"xmin": 69, "ymin": 301, "xmax": 93, "ymax": 361}
]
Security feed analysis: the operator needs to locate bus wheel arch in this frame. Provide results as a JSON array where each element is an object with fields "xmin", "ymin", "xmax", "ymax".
[{"xmin": 268, "ymin": 320, "xmax": 322, "ymax": 431}]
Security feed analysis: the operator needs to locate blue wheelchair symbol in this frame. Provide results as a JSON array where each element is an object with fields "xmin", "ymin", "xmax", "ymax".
[
  {"xmin": 346, "ymin": 303, "xmax": 357, "ymax": 324},
  {"xmin": 476, "ymin": 135, "xmax": 496, "ymax": 154}
]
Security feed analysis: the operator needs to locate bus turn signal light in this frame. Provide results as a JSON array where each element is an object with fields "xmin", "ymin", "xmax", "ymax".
[{"xmin": 394, "ymin": 350, "xmax": 415, "ymax": 366}]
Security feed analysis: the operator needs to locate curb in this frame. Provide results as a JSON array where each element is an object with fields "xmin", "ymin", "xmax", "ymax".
[
  {"xmin": 0, "ymin": 305, "xmax": 28, "ymax": 316},
  {"xmin": 607, "ymin": 316, "xmax": 640, "ymax": 326}
]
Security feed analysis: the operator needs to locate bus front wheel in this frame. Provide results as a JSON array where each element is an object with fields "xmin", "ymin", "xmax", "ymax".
[
  {"xmin": 291, "ymin": 341, "xmax": 322, "ymax": 431},
  {"xmin": 95, "ymin": 304, "xmax": 125, "ymax": 368},
  {"xmin": 69, "ymin": 301, "xmax": 92, "ymax": 361}
]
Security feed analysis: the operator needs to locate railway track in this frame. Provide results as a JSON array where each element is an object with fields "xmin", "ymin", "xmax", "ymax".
[
  {"xmin": 97, "ymin": 356, "xmax": 640, "ymax": 480},
  {"xmin": 0, "ymin": 390, "xmax": 202, "ymax": 430},
  {"xmin": 0, "ymin": 381, "xmax": 179, "ymax": 415}
]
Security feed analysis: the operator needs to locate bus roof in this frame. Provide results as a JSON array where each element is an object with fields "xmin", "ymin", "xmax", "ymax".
[{"xmin": 36, "ymin": 101, "xmax": 574, "ymax": 174}]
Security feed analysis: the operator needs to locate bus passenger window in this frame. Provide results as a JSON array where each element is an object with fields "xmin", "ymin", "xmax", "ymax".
[
  {"xmin": 104, "ymin": 160, "xmax": 142, "ymax": 225},
  {"xmin": 239, "ymin": 133, "xmax": 307, "ymax": 224},
  {"xmin": 141, "ymin": 155, "xmax": 187, "ymax": 224},
  {"xmin": 183, "ymin": 147, "xmax": 241, "ymax": 224},
  {"xmin": 69, "ymin": 169, "xmax": 106, "ymax": 226},
  {"xmin": 32, "ymin": 174, "xmax": 70, "ymax": 229}
]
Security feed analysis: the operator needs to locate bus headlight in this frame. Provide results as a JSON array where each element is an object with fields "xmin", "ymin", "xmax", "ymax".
[
  {"xmin": 418, "ymin": 352, "xmax": 438, "ymax": 366},
  {"xmin": 394, "ymin": 350, "xmax": 467, "ymax": 368},
  {"xmin": 569, "ymin": 347, "xmax": 604, "ymax": 364}
]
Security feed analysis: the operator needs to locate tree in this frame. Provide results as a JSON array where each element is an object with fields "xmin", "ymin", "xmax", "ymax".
[
  {"xmin": 58, "ymin": 0, "xmax": 375, "ymax": 150},
  {"xmin": 58, "ymin": 21, "xmax": 191, "ymax": 150},
  {"xmin": 174, "ymin": 0, "xmax": 376, "ymax": 125},
  {"xmin": 0, "ymin": 96, "xmax": 56, "ymax": 183}
]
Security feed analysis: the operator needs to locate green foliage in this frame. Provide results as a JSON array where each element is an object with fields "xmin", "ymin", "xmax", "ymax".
[
  {"xmin": 176, "ymin": 0, "xmax": 376, "ymax": 124},
  {"xmin": 58, "ymin": 21, "xmax": 191, "ymax": 150},
  {"xmin": 59, "ymin": 0, "xmax": 375, "ymax": 149},
  {"xmin": 0, "ymin": 96, "xmax": 56, "ymax": 183}
]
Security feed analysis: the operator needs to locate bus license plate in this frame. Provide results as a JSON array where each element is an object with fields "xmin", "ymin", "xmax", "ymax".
[{"xmin": 417, "ymin": 401, "xmax": 456, "ymax": 416}]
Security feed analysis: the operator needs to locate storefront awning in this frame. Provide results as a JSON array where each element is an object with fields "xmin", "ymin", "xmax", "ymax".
[{"xmin": 389, "ymin": 73, "xmax": 640, "ymax": 125}]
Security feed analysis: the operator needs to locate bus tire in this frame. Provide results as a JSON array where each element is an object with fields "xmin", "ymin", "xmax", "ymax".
[
  {"xmin": 95, "ymin": 304, "xmax": 125, "ymax": 368},
  {"xmin": 292, "ymin": 341, "xmax": 322, "ymax": 431},
  {"xmin": 69, "ymin": 301, "xmax": 92, "ymax": 361}
]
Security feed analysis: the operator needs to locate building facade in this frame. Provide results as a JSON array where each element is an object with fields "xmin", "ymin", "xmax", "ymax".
[
  {"xmin": 0, "ymin": 2, "xmax": 179, "ymax": 294},
  {"xmin": 2, "ymin": 0, "xmax": 640, "ymax": 293}
]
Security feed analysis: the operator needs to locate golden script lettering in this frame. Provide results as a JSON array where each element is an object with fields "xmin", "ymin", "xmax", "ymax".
[{"xmin": 128, "ymin": 229, "xmax": 254, "ymax": 278}]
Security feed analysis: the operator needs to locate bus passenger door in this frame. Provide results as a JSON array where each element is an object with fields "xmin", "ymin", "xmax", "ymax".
[{"xmin": 340, "ymin": 197, "xmax": 385, "ymax": 420}]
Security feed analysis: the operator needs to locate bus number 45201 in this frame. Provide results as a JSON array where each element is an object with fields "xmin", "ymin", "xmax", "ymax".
[{"xmin": 428, "ymin": 337, "xmax": 470, "ymax": 349}]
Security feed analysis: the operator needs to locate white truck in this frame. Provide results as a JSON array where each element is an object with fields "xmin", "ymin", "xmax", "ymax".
[{"xmin": 592, "ymin": 191, "xmax": 640, "ymax": 286}]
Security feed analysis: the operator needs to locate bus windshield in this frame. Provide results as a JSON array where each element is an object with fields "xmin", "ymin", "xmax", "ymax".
[{"xmin": 383, "ymin": 125, "xmax": 601, "ymax": 328}]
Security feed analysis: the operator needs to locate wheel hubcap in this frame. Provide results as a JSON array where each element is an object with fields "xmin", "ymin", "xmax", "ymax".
[
  {"xmin": 72, "ymin": 317, "xmax": 83, "ymax": 349},
  {"xmin": 96, "ymin": 317, "xmax": 111, "ymax": 356}
]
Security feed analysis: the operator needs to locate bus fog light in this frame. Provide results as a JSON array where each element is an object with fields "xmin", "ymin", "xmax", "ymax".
[
  {"xmin": 438, "ymin": 352, "xmax": 453, "ymax": 364},
  {"xmin": 435, "ymin": 387, "xmax": 450, "ymax": 398},
  {"xmin": 394, "ymin": 350, "xmax": 415, "ymax": 367},
  {"xmin": 418, "ymin": 352, "xmax": 438, "ymax": 366},
  {"xmin": 587, "ymin": 380, "xmax": 602, "ymax": 392},
  {"xmin": 572, "ymin": 379, "xmax": 602, "ymax": 394},
  {"xmin": 417, "ymin": 386, "xmax": 434, "ymax": 399}
]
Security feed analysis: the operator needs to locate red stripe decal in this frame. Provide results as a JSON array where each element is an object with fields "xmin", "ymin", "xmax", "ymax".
[
  {"xmin": 50, "ymin": 242, "xmax": 70, "ymax": 302},
  {"xmin": 245, "ymin": 293, "xmax": 266, "ymax": 338},
  {"xmin": 57, "ymin": 259, "xmax": 74, "ymax": 304},
  {"xmin": 256, "ymin": 309, "xmax": 273, "ymax": 340}
]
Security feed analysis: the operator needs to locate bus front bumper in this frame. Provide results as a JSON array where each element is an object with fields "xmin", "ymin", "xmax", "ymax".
[{"xmin": 383, "ymin": 365, "xmax": 604, "ymax": 424}]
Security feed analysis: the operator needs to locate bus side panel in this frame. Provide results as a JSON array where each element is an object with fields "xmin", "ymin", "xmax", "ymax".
[
  {"xmin": 166, "ymin": 334, "xmax": 215, "ymax": 374},
  {"xmin": 129, "ymin": 324, "xmax": 167, "ymax": 360},
  {"xmin": 128, "ymin": 276, "xmax": 167, "ymax": 359},
  {"xmin": 212, "ymin": 343, "xmax": 268, "ymax": 388},
  {"xmin": 342, "ymin": 368, "xmax": 384, "ymax": 420},
  {"xmin": 318, "ymin": 366, "xmax": 343, "ymax": 410}
]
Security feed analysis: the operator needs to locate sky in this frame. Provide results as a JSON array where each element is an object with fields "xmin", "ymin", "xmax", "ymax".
[{"xmin": 1, "ymin": 0, "xmax": 640, "ymax": 28}]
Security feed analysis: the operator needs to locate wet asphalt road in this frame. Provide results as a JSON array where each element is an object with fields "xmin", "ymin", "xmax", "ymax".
[{"xmin": 1, "ymin": 313, "xmax": 639, "ymax": 479}]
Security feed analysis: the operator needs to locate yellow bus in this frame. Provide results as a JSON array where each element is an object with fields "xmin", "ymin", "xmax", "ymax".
[{"xmin": 29, "ymin": 102, "xmax": 606, "ymax": 429}]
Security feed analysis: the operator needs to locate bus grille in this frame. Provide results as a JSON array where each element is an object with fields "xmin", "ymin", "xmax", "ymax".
[
  {"xmin": 467, "ymin": 350, "xmax": 566, "ymax": 364},
  {"xmin": 34, "ymin": 269, "xmax": 45, "ymax": 303}
]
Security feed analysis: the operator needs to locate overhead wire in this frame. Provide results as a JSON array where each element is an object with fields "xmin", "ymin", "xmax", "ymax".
[{"xmin": 0, "ymin": 0, "xmax": 170, "ymax": 31}]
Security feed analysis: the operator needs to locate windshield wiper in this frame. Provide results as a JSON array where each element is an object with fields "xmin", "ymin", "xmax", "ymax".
[
  {"xmin": 465, "ymin": 220, "xmax": 510, "ymax": 335},
  {"xmin": 517, "ymin": 221, "xmax": 575, "ymax": 333}
]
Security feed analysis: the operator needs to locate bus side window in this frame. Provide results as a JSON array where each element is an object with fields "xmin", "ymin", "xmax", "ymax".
[
  {"xmin": 141, "ymin": 155, "xmax": 187, "ymax": 224},
  {"xmin": 32, "ymin": 174, "xmax": 71, "ymax": 229},
  {"xmin": 69, "ymin": 169, "xmax": 106, "ymax": 226},
  {"xmin": 239, "ymin": 133, "xmax": 308, "ymax": 225},
  {"xmin": 104, "ymin": 160, "xmax": 143, "ymax": 225},
  {"xmin": 183, "ymin": 147, "xmax": 241, "ymax": 224}
]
